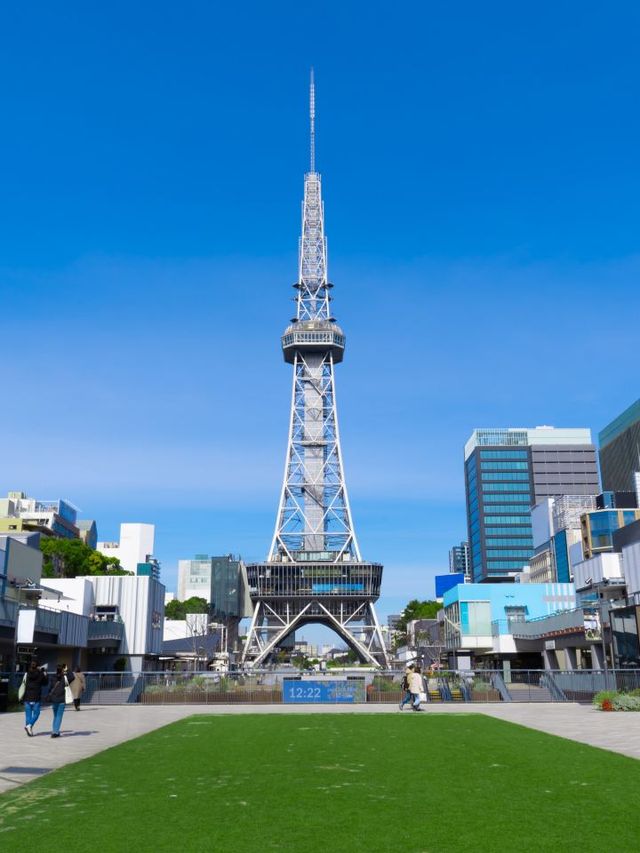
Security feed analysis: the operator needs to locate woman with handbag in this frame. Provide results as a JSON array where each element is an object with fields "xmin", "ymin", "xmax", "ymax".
[
  {"xmin": 20, "ymin": 661, "xmax": 49, "ymax": 736},
  {"xmin": 46, "ymin": 664, "xmax": 75, "ymax": 738}
]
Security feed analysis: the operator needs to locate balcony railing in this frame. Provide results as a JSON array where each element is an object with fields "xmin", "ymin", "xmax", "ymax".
[{"xmin": 88, "ymin": 619, "xmax": 125, "ymax": 641}]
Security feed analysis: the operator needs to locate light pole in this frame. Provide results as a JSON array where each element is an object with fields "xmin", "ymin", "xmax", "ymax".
[{"xmin": 599, "ymin": 596, "xmax": 610, "ymax": 685}]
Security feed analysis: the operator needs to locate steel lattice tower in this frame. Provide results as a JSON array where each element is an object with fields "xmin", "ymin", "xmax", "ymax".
[{"xmin": 242, "ymin": 73, "xmax": 389, "ymax": 668}]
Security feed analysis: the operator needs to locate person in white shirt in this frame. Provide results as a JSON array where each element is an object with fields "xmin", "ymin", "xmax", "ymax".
[{"xmin": 408, "ymin": 666, "xmax": 425, "ymax": 711}]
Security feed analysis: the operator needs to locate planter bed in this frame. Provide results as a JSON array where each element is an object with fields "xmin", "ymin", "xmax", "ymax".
[{"xmin": 140, "ymin": 690, "xmax": 283, "ymax": 704}]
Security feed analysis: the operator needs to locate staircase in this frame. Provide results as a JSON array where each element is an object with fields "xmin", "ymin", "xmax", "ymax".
[{"xmin": 506, "ymin": 682, "xmax": 554, "ymax": 702}]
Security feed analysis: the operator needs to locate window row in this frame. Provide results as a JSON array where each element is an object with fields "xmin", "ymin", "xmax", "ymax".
[
  {"xmin": 485, "ymin": 537, "xmax": 534, "ymax": 547},
  {"xmin": 484, "ymin": 515, "xmax": 532, "ymax": 525},
  {"xmin": 487, "ymin": 561, "xmax": 528, "ymax": 570},
  {"xmin": 484, "ymin": 525, "xmax": 531, "ymax": 542},
  {"xmin": 481, "ymin": 472, "xmax": 530, "ymax": 481},
  {"xmin": 480, "ymin": 461, "xmax": 529, "ymax": 471},
  {"xmin": 486, "ymin": 549, "xmax": 533, "ymax": 558},
  {"xmin": 480, "ymin": 450, "xmax": 528, "ymax": 460},
  {"xmin": 483, "ymin": 494, "xmax": 531, "ymax": 504},
  {"xmin": 484, "ymin": 506, "xmax": 530, "ymax": 512},
  {"xmin": 483, "ymin": 483, "xmax": 532, "ymax": 493}
]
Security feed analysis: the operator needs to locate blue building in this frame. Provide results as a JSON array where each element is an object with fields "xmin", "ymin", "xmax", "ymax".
[
  {"xmin": 442, "ymin": 581, "xmax": 576, "ymax": 668},
  {"xmin": 435, "ymin": 572, "xmax": 465, "ymax": 599}
]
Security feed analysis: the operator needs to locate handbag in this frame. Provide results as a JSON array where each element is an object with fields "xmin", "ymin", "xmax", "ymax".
[
  {"xmin": 18, "ymin": 674, "xmax": 27, "ymax": 701},
  {"xmin": 64, "ymin": 675, "xmax": 73, "ymax": 705},
  {"xmin": 418, "ymin": 691, "xmax": 427, "ymax": 703}
]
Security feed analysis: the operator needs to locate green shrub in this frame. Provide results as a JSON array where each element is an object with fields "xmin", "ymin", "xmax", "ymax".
[{"xmin": 611, "ymin": 694, "xmax": 640, "ymax": 712}]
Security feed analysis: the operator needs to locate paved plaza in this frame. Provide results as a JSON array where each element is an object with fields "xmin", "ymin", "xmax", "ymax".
[{"xmin": 1, "ymin": 702, "xmax": 639, "ymax": 795}]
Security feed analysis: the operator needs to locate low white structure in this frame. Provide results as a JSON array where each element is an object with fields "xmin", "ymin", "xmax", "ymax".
[
  {"xmin": 163, "ymin": 613, "xmax": 208, "ymax": 642},
  {"xmin": 573, "ymin": 553, "xmax": 625, "ymax": 591},
  {"xmin": 45, "ymin": 574, "xmax": 165, "ymax": 670},
  {"xmin": 97, "ymin": 523, "xmax": 155, "ymax": 574}
]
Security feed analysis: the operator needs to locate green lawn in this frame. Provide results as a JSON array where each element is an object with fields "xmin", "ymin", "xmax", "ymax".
[{"xmin": 1, "ymin": 714, "xmax": 639, "ymax": 852}]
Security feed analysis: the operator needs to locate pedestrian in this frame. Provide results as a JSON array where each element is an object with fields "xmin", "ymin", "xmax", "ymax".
[
  {"xmin": 408, "ymin": 665, "xmax": 425, "ymax": 711},
  {"xmin": 46, "ymin": 664, "xmax": 75, "ymax": 738},
  {"xmin": 20, "ymin": 661, "xmax": 48, "ymax": 737},
  {"xmin": 399, "ymin": 664, "xmax": 414, "ymax": 710},
  {"xmin": 70, "ymin": 667, "xmax": 86, "ymax": 711}
]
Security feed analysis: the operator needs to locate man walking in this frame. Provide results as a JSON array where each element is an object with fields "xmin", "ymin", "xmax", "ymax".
[
  {"xmin": 22, "ymin": 661, "xmax": 48, "ymax": 736},
  {"xmin": 399, "ymin": 664, "xmax": 414, "ymax": 710}
]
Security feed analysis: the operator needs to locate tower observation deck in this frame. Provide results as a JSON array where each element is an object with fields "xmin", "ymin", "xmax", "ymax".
[{"xmin": 241, "ymin": 73, "xmax": 389, "ymax": 668}]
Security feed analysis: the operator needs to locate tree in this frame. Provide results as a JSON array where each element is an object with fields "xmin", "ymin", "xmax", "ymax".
[
  {"xmin": 165, "ymin": 596, "xmax": 209, "ymax": 620},
  {"xmin": 394, "ymin": 599, "xmax": 443, "ymax": 648},
  {"xmin": 40, "ymin": 537, "xmax": 132, "ymax": 578}
]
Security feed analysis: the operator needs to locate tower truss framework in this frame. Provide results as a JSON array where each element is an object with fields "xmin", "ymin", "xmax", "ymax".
[{"xmin": 242, "ymin": 76, "xmax": 389, "ymax": 669}]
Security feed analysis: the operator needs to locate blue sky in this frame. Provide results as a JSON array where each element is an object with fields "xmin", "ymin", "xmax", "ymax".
[{"xmin": 2, "ymin": 3, "xmax": 640, "ymax": 637}]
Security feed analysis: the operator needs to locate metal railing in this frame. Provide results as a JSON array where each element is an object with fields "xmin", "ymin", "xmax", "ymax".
[
  {"xmin": 3, "ymin": 669, "xmax": 640, "ymax": 707},
  {"xmin": 87, "ymin": 620, "xmax": 125, "ymax": 641}
]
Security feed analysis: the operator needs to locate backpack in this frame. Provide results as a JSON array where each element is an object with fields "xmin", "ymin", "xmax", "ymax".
[{"xmin": 401, "ymin": 674, "xmax": 409, "ymax": 691}]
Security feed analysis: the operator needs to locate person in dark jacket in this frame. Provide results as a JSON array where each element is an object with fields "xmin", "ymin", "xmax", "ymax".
[
  {"xmin": 22, "ymin": 661, "xmax": 48, "ymax": 736},
  {"xmin": 47, "ymin": 664, "xmax": 75, "ymax": 738}
]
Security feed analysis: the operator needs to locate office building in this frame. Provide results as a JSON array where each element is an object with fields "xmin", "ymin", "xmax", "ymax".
[
  {"xmin": 581, "ymin": 508, "xmax": 640, "ymax": 559},
  {"xmin": 599, "ymin": 398, "xmax": 640, "ymax": 493},
  {"xmin": 178, "ymin": 554, "xmax": 251, "ymax": 620},
  {"xmin": 0, "ymin": 491, "xmax": 80, "ymax": 540},
  {"xmin": 464, "ymin": 427, "xmax": 599, "ymax": 583},
  {"xmin": 177, "ymin": 554, "xmax": 252, "ymax": 650},
  {"xmin": 97, "ymin": 523, "xmax": 155, "ymax": 574},
  {"xmin": 552, "ymin": 495, "xmax": 597, "ymax": 583},
  {"xmin": 76, "ymin": 520, "xmax": 98, "ymax": 550},
  {"xmin": 178, "ymin": 554, "xmax": 214, "ymax": 601},
  {"xmin": 449, "ymin": 542, "xmax": 470, "ymax": 580}
]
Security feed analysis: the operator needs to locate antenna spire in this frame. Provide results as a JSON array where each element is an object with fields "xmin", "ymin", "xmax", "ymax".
[{"xmin": 309, "ymin": 68, "xmax": 316, "ymax": 172}]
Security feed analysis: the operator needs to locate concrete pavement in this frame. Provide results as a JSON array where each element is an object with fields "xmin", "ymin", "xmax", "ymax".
[{"xmin": 1, "ymin": 702, "xmax": 639, "ymax": 795}]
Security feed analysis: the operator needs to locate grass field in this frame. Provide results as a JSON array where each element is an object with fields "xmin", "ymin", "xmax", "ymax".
[{"xmin": 1, "ymin": 713, "xmax": 639, "ymax": 852}]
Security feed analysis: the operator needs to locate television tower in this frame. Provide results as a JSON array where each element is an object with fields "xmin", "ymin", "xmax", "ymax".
[{"xmin": 242, "ymin": 73, "xmax": 389, "ymax": 668}]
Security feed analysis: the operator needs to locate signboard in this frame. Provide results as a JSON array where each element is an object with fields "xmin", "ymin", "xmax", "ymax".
[
  {"xmin": 16, "ymin": 609, "xmax": 36, "ymax": 644},
  {"xmin": 282, "ymin": 679, "xmax": 365, "ymax": 704},
  {"xmin": 584, "ymin": 609, "xmax": 601, "ymax": 642}
]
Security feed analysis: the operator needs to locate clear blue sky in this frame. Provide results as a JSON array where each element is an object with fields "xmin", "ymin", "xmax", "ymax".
[{"xmin": 2, "ymin": 3, "xmax": 640, "ymax": 635}]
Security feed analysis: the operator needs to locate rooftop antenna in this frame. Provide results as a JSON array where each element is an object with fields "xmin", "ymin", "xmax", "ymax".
[{"xmin": 309, "ymin": 68, "xmax": 316, "ymax": 172}]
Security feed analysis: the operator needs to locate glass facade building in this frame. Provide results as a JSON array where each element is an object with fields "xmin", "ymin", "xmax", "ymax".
[
  {"xmin": 581, "ymin": 509, "xmax": 640, "ymax": 559},
  {"xmin": 465, "ymin": 428, "xmax": 599, "ymax": 583},
  {"xmin": 448, "ymin": 541, "xmax": 470, "ymax": 580},
  {"xmin": 599, "ymin": 399, "xmax": 640, "ymax": 493}
]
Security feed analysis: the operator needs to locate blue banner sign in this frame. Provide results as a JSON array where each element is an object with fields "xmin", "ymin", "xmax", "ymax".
[{"xmin": 282, "ymin": 679, "xmax": 365, "ymax": 703}]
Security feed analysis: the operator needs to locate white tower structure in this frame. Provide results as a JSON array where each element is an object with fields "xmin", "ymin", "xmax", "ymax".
[{"xmin": 242, "ymin": 74, "xmax": 389, "ymax": 668}]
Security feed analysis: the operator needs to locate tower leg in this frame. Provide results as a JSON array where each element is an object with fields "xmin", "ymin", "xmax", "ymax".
[{"xmin": 242, "ymin": 598, "xmax": 389, "ymax": 669}]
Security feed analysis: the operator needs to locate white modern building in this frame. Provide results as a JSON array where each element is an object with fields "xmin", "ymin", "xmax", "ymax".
[
  {"xmin": 45, "ymin": 574, "xmax": 165, "ymax": 670},
  {"xmin": 98, "ymin": 523, "xmax": 155, "ymax": 574}
]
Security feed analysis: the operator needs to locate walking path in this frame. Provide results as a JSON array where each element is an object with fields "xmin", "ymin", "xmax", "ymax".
[{"xmin": 1, "ymin": 702, "xmax": 639, "ymax": 795}]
